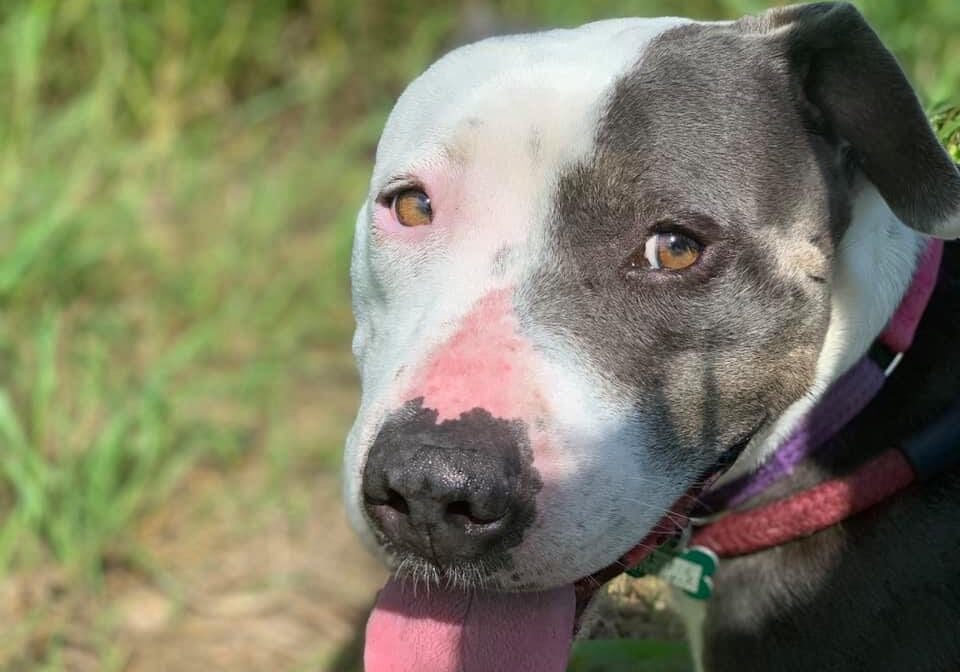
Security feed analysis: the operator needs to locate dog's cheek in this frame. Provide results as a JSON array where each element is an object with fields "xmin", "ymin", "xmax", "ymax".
[
  {"xmin": 495, "ymin": 414, "xmax": 680, "ymax": 588},
  {"xmin": 502, "ymin": 467, "xmax": 669, "ymax": 588},
  {"xmin": 349, "ymin": 204, "xmax": 387, "ymax": 376}
]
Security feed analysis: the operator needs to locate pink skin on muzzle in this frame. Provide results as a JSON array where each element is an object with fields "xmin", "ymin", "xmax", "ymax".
[{"xmin": 403, "ymin": 288, "xmax": 545, "ymax": 424}]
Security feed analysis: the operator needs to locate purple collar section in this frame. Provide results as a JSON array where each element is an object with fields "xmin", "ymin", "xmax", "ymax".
[{"xmin": 703, "ymin": 240, "xmax": 944, "ymax": 512}]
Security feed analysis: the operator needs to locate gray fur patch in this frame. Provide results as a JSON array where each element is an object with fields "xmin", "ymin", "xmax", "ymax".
[{"xmin": 520, "ymin": 18, "xmax": 842, "ymax": 473}]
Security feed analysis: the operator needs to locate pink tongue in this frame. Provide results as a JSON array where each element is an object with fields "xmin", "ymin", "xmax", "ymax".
[{"xmin": 364, "ymin": 577, "xmax": 575, "ymax": 672}]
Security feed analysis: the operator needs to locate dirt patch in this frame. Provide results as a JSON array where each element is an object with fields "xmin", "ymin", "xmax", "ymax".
[
  {"xmin": 117, "ymin": 470, "xmax": 385, "ymax": 671},
  {"xmin": 121, "ymin": 470, "xmax": 385, "ymax": 672},
  {"xmin": 0, "ymin": 465, "xmax": 386, "ymax": 672}
]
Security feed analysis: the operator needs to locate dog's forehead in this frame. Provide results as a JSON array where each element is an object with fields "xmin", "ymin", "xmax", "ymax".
[{"xmin": 371, "ymin": 17, "xmax": 697, "ymax": 194}]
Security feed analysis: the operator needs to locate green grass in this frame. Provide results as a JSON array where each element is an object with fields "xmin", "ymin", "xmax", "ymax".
[
  {"xmin": 933, "ymin": 103, "xmax": 960, "ymax": 162},
  {"xmin": 0, "ymin": 1, "xmax": 956, "ymax": 668},
  {"xmin": 0, "ymin": 0, "xmax": 374, "ymax": 575},
  {"xmin": 570, "ymin": 640, "xmax": 693, "ymax": 672}
]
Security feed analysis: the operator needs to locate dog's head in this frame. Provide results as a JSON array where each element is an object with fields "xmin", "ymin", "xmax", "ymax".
[{"xmin": 345, "ymin": 3, "xmax": 960, "ymax": 670}]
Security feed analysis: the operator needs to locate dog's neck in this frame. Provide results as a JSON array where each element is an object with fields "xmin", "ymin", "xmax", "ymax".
[{"xmin": 721, "ymin": 182, "xmax": 928, "ymax": 484}]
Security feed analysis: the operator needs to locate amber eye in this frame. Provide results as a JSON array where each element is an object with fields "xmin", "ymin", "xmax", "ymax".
[
  {"xmin": 640, "ymin": 231, "xmax": 703, "ymax": 271},
  {"xmin": 392, "ymin": 188, "xmax": 432, "ymax": 227}
]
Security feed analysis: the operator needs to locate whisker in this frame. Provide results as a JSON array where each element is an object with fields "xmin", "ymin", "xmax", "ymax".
[{"xmin": 620, "ymin": 498, "xmax": 690, "ymax": 527}]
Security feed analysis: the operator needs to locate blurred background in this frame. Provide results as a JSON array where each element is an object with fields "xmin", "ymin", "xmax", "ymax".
[{"xmin": 0, "ymin": 1, "xmax": 956, "ymax": 670}]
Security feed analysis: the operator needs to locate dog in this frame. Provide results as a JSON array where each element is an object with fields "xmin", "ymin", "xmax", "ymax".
[{"xmin": 343, "ymin": 3, "xmax": 960, "ymax": 670}]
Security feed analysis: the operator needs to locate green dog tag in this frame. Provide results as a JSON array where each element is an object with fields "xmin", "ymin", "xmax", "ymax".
[
  {"xmin": 627, "ymin": 543, "xmax": 718, "ymax": 601},
  {"xmin": 625, "ymin": 537, "xmax": 683, "ymax": 578}
]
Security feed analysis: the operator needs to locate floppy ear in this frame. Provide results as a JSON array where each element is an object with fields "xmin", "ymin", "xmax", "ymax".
[{"xmin": 754, "ymin": 2, "xmax": 960, "ymax": 239}]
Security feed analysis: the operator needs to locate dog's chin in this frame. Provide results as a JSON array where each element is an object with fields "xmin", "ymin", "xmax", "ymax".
[{"xmin": 379, "ymin": 528, "xmax": 665, "ymax": 632}]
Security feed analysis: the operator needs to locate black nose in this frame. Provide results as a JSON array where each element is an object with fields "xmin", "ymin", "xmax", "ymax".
[{"xmin": 362, "ymin": 401, "xmax": 539, "ymax": 563}]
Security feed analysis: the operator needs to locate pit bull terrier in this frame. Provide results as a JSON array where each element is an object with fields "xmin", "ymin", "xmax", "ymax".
[{"xmin": 343, "ymin": 3, "xmax": 960, "ymax": 670}]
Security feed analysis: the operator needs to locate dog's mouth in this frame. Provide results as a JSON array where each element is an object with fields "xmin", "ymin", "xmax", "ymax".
[{"xmin": 363, "ymin": 507, "xmax": 692, "ymax": 672}]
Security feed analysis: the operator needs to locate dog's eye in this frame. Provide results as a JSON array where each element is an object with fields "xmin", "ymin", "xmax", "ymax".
[
  {"xmin": 633, "ymin": 232, "xmax": 703, "ymax": 271},
  {"xmin": 392, "ymin": 188, "xmax": 432, "ymax": 227}
]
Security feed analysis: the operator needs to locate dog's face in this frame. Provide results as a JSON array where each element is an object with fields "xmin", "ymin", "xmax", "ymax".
[{"xmin": 345, "ymin": 3, "xmax": 960, "ymax": 603}]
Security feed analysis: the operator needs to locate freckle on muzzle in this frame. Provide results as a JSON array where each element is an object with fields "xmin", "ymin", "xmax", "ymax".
[{"xmin": 362, "ymin": 399, "xmax": 540, "ymax": 564}]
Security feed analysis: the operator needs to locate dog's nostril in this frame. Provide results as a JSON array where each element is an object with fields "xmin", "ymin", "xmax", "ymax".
[
  {"xmin": 385, "ymin": 488, "xmax": 410, "ymax": 515},
  {"xmin": 363, "ymin": 488, "xmax": 411, "ymax": 516},
  {"xmin": 446, "ymin": 500, "xmax": 472, "ymax": 518},
  {"xmin": 445, "ymin": 500, "xmax": 505, "ymax": 526}
]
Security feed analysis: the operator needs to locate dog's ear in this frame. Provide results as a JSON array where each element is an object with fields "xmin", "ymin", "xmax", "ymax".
[{"xmin": 751, "ymin": 2, "xmax": 960, "ymax": 239}]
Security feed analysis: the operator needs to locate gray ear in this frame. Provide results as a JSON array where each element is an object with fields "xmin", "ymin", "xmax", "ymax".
[{"xmin": 754, "ymin": 2, "xmax": 960, "ymax": 239}]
